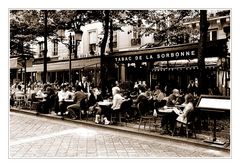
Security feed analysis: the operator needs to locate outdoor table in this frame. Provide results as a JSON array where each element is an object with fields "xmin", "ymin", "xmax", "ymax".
[
  {"xmin": 64, "ymin": 99, "xmax": 74, "ymax": 103},
  {"xmin": 158, "ymin": 106, "xmax": 182, "ymax": 115},
  {"xmin": 35, "ymin": 95, "xmax": 46, "ymax": 102},
  {"xmin": 98, "ymin": 101, "xmax": 112, "ymax": 106},
  {"xmin": 63, "ymin": 99, "xmax": 75, "ymax": 107},
  {"xmin": 196, "ymin": 95, "xmax": 230, "ymax": 145},
  {"xmin": 98, "ymin": 101, "xmax": 113, "ymax": 121}
]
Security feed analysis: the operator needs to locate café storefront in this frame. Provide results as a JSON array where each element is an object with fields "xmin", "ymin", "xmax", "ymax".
[
  {"xmin": 26, "ymin": 56, "xmax": 101, "ymax": 86},
  {"xmin": 109, "ymin": 39, "xmax": 229, "ymax": 95}
]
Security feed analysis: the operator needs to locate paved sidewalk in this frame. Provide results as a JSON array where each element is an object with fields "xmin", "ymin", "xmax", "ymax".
[
  {"xmin": 10, "ymin": 107, "xmax": 230, "ymax": 153},
  {"xmin": 9, "ymin": 112, "xmax": 230, "ymax": 158}
]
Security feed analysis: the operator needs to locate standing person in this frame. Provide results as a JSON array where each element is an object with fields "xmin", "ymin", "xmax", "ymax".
[
  {"xmin": 187, "ymin": 80, "xmax": 197, "ymax": 95},
  {"xmin": 79, "ymin": 76, "xmax": 90, "ymax": 93},
  {"xmin": 66, "ymin": 85, "xmax": 87, "ymax": 120}
]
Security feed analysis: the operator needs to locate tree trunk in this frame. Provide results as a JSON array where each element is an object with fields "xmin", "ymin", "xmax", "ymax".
[
  {"xmin": 43, "ymin": 10, "xmax": 48, "ymax": 84},
  {"xmin": 109, "ymin": 18, "xmax": 113, "ymax": 54},
  {"xmin": 100, "ymin": 10, "xmax": 110, "ymax": 97},
  {"xmin": 198, "ymin": 10, "xmax": 209, "ymax": 95}
]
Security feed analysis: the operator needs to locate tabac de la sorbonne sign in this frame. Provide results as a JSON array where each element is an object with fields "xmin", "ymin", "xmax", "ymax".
[
  {"xmin": 114, "ymin": 49, "xmax": 197, "ymax": 63},
  {"xmin": 112, "ymin": 39, "xmax": 227, "ymax": 63}
]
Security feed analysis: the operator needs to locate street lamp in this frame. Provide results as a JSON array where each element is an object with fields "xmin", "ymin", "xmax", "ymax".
[{"xmin": 57, "ymin": 28, "xmax": 83, "ymax": 85}]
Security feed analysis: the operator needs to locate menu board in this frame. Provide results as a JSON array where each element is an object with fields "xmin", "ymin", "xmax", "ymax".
[{"xmin": 196, "ymin": 95, "xmax": 230, "ymax": 111}]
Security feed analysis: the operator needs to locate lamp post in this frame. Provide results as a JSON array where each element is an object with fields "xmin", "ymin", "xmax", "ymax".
[{"xmin": 57, "ymin": 28, "xmax": 83, "ymax": 85}]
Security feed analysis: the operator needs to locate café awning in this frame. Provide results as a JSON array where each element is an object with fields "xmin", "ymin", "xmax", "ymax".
[{"xmin": 26, "ymin": 57, "xmax": 100, "ymax": 72}]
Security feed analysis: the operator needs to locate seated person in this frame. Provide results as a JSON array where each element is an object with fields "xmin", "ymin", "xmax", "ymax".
[
  {"xmin": 66, "ymin": 86, "xmax": 75, "ymax": 100},
  {"xmin": 135, "ymin": 86, "xmax": 152, "ymax": 116},
  {"xmin": 66, "ymin": 85, "xmax": 87, "ymax": 119},
  {"xmin": 109, "ymin": 86, "xmax": 124, "ymax": 124},
  {"xmin": 57, "ymin": 85, "xmax": 69, "ymax": 118},
  {"xmin": 135, "ymin": 86, "xmax": 148, "ymax": 105},
  {"xmin": 175, "ymin": 93, "xmax": 194, "ymax": 124},
  {"xmin": 35, "ymin": 87, "xmax": 49, "ymax": 114},
  {"xmin": 166, "ymin": 89, "xmax": 180, "ymax": 107},
  {"xmin": 160, "ymin": 89, "xmax": 180, "ymax": 132},
  {"xmin": 88, "ymin": 88, "xmax": 103, "ymax": 123},
  {"xmin": 160, "ymin": 93, "xmax": 194, "ymax": 134}
]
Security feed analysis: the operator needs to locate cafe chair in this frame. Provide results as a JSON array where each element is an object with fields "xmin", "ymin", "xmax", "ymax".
[
  {"xmin": 27, "ymin": 93, "xmax": 40, "ymax": 111},
  {"xmin": 79, "ymin": 98, "xmax": 89, "ymax": 120},
  {"xmin": 15, "ymin": 94, "xmax": 26, "ymax": 109},
  {"xmin": 137, "ymin": 99, "xmax": 155, "ymax": 131},
  {"xmin": 172, "ymin": 110, "xmax": 196, "ymax": 138},
  {"xmin": 111, "ymin": 99, "xmax": 132, "ymax": 125}
]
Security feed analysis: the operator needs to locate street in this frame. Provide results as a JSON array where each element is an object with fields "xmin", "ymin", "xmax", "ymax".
[{"xmin": 9, "ymin": 112, "xmax": 229, "ymax": 158}]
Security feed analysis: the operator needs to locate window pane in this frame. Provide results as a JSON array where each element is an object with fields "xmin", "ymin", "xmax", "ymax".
[
  {"xmin": 89, "ymin": 31, "xmax": 97, "ymax": 44},
  {"xmin": 212, "ymin": 31, "xmax": 217, "ymax": 41}
]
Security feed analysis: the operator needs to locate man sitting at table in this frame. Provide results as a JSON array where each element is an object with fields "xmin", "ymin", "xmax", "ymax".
[
  {"xmin": 88, "ymin": 88, "xmax": 103, "ymax": 123},
  {"xmin": 66, "ymin": 85, "xmax": 87, "ymax": 120},
  {"xmin": 160, "ymin": 88, "xmax": 180, "ymax": 134},
  {"xmin": 166, "ymin": 89, "xmax": 180, "ymax": 107}
]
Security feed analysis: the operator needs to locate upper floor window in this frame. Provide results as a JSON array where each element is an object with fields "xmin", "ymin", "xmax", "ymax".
[
  {"xmin": 38, "ymin": 42, "xmax": 44, "ymax": 57},
  {"xmin": 207, "ymin": 29, "xmax": 218, "ymax": 41},
  {"xmin": 110, "ymin": 32, "xmax": 118, "ymax": 48},
  {"xmin": 89, "ymin": 31, "xmax": 97, "ymax": 54},
  {"xmin": 53, "ymin": 40, "xmax": 58, "ymax": 56},
  {"xmin": 212, "ymin": 30, "xmax": 217, "ymax": 41},
  {"xmin": 131, "ymin": 26, "xmax": 141, "ymax": 46}
]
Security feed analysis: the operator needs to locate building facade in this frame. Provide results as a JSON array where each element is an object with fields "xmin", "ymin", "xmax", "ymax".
[{"xmin": 10, "ymin": 12, "xmax": 230, "ymax": 95}]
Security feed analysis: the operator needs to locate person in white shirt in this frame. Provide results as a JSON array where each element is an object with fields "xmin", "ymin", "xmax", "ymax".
[
  {"xmin": 66, "ymin": 86, "xmax": 75, "ymax": 100},
  {"xmin": 57, "ymin": 85, "xmax": 69, "ymax": 118},
  {"xmin": 110, "ymin": 87, "xmax": 124, "ymax": 124},
  {"xmin": 111, "ymin": 87, "xmax": 124, "ymax": 111}
]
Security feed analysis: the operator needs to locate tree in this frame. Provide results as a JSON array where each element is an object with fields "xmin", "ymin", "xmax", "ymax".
[
  {"xmin": 198, "ymin": 10, "xmax": 209, "ymax": 94},
  {"xmin": 10, "ymin": 10, "xmax": 57, "ymax": 84}
]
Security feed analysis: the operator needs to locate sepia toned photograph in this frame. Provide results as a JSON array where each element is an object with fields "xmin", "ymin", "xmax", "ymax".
[{"xmin": 9, "ymin": 9, "xmax": 231, "ymax": 158}]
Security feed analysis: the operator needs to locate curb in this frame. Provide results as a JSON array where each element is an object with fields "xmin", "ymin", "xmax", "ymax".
[{"xmin": 10, "ymin": 108, "xmax": 230, "ymax": 153}]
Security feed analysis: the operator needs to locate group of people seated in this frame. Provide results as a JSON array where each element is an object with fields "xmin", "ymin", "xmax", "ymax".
[{"xmin": 10, "ymin": 79, "xmax": 197, "ymax": 136}]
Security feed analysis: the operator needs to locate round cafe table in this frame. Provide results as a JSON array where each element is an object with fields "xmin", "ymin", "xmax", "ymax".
[{"xmin": 98, "ymin": 101, "xmax": 113, "ymax": 122}]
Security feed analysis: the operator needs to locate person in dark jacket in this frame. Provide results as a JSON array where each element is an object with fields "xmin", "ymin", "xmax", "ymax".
[
  {"xmin": 88, "ymin": 88, "xmax": 103, "ymax": 123},
  {"xmin": 66, "ymin": 85, "xmax": 87, "ymax": 119}
]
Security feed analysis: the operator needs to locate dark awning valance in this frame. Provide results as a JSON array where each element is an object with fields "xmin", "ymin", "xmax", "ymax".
[{"xmin": 110, "ymin": 39, "xmax": 227, "ymax": 63}]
